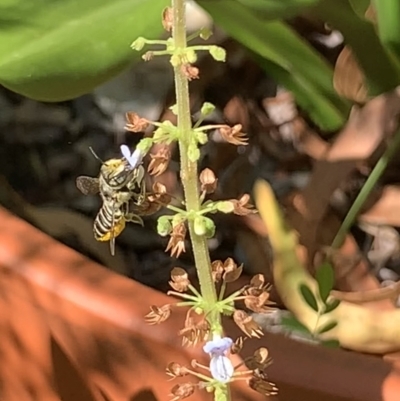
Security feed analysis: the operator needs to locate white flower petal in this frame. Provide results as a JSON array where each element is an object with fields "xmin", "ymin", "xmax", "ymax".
[
  {"xmin": 210, "ymin": 355, "xmax": 234, "ymax": 384},
  {"xmin": 128, "ymin": 148, "xmax": 144, "ymax": 168},
  {"xmin": 120, "ymin": 144, "xmax": 132, "ymax": 161}
]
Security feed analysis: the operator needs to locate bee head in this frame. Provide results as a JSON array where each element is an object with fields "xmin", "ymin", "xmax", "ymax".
[{"xmin": 101, "ymin": 158, "xmax": 135, "ymax": 188}]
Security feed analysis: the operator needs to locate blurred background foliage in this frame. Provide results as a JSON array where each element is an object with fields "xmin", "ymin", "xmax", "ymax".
[{"xmin": 1, "ymin": 0, "xmax": 400, "ymax": 131}]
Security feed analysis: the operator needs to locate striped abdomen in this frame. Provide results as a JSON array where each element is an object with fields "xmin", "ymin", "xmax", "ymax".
[{"xmin": 93, "ymin": 201, "xmax": 126, "ymax": 242}]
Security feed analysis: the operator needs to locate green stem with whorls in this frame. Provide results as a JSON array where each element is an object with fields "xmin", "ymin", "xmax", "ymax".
[
  {"xmin": 331, "ymin": 128, "xmax": 400, "ymax": 249},
  {"xmin": 171, "ymin": 0, "xmax": 222, "ymax": 335}
]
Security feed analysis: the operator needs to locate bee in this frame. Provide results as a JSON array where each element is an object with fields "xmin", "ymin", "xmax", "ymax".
[{"xmin": 76, "ymin": 147, "xmax": 146, "ymax": 255}]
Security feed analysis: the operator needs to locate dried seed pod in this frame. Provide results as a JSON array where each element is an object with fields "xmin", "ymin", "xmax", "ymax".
[
  {"xmin": 162, "ymin": 7, "xmax": 173, "ymax": 31},
  {"xmin": 199, "ymin": 168, "xmax": 218, "ymax": 194},
  {"xmin": 219, "ymin": 124, "xmax": 248, "ymax": 146},
  {"xmin": 166, "ymin": 223, "xmax": 187, "ymax": 258},
  {"xmin": 125, "ymin": 112, "xmax": 149, "ymax": 132},
  {"xmin": 148, "ymin": 147, "xmax": 171, "ymax": 176},
  {"xmin": 166, "ymin": 362, "xmax": 189, "ymax": 378},
  {"xmin": 169, "ymin": 267, "xmax": 190, "ymax": 292},
  {"xmin": 233, "ymin": 310, "xmax": 263, "ymax": 338},
  {"xmin": 145, "ymin": 305, "xmax": 171, "ymax": 325},
  {"xmin": 170, "ymin": 383, "xmax": 197, "ymax": 401}
]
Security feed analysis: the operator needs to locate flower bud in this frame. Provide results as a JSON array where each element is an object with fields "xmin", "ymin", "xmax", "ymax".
[
  {"xmin": 199, "ymin": 27, "xmax": 212, "ymax": 40},
  {"xmin": 200, "ymin": 102, "xmax": 215, "ymax": 116},
  {"xmin": 131, "ymin": 37, "xmax": 146, "ymax": 50},
  {"xmin": 209, "ymin": 46, "xmax": 226, "ymax": 62},
  {"xmin": 188, "ymin": 142, "xmax": 200, "ymax": 162},
  {"xmin": 157, "ymin": 216, "xmax": 172, "ymax": 237},
  {"xmin": 216, "ymin": 201, "xmax": 235, "ymax": 214}
]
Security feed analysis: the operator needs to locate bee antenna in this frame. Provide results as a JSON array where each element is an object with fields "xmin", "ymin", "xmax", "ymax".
[{"xmin": 89, "ymin": 147, "xmax": 104, "ymax": 163}]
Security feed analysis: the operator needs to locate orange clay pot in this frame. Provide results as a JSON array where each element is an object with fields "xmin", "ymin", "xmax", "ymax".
[{"xmin": 0, "ymin": 206, "xmax": 400, "ymax": 401}]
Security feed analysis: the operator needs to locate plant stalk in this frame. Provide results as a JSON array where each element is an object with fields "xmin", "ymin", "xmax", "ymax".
[
  {"xmin": 332, "ymin": 128, "xmax": 400, "ymax": 249},
  {"xmin": 171, "ymin": 0, "xmax": 222, "ymax": 334}
]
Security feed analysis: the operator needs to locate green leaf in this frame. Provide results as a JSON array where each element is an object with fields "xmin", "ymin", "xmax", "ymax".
[
  {"xmin": 315, "ymin": 262, "xmax": 334, "ymax": 303},
  {"xmin": 0, "ymin": 0, "xmax": 169, "ymax": 101},
  {"xmin": 317, "ymin": 320, "xmax": 338, "ymax": 334},
  {"xmin": 299, "ymin": 284, "xmax": 319, "ymax": 312},
  {"xmin": 198, "ymin": 0, "xmax": 349, "ymax": 131},
  {"xmin": 320, "ymin": 339, "xmax": 341, "ymax": 348},
  {"xmin": 281, "ymin": 314, "xmax": 311, "ymax": 334},
  {"xmin": 373, "ymin": 0, "xmax": 400, "ymax": 62},
  {"xmin": 349, "ymin": 0, "xmax": 370, "ymax": 18},
  {"xmin": 237, "ymin": 0, "xmax": 319, "ymax": 20},
  {"xmin": 323, "ymin": 298, "xmax": 340, "ymax": 314}
]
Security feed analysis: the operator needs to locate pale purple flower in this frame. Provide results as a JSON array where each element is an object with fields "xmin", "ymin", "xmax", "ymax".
[
  {"xmin": 203, "ymin": 337, "xmax": 234, "ymax": 383},
  {"xmin": 120, "ymin": 145, "xmax": 144, "ymax": 169}
]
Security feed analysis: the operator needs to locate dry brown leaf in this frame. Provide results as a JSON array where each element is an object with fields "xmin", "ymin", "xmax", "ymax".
[
  {"xmin": 331, "ymin": 281, "xmax": 400, "ymax": 304},
  {"xmin": 360, "ymin": 185, "xmax": 400, "ymax": 227},
  {"xmin": 290, "ymin": 89, "xmax": 400, "ymax": 261},
  {"xmin": 333, "ymin": 45, "xmax": 369, "ymax": 104}
]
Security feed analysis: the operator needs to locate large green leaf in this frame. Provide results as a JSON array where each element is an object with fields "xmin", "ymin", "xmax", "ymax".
[
  {"xmin": 0, "ymin": 0, "xmax": 168, "ymax": 102},
  {"xmin": 198, "ymin": 0, "xmax": 349, "ymax": 131},
  {"xmin": 236, "ymin": 0, "xmax": 319, "ymax": 20},
  {"xmin": 373, "ymin": 0, "xmax": 400, "ymax": 63}
]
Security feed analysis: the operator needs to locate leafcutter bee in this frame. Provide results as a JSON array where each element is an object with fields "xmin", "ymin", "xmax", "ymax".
[{"xmin": 76, "ymin": 147, "xmax": 146, "ymax": 255}]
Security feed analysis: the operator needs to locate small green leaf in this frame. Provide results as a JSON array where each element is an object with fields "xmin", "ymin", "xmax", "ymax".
[
  {"xmin": 323, "ymin": 298, "xmax": 340, "ymax": 314},
  {"xmin": 317, "ymin": 320, "xmax": 338, "ymax": 335},
  {"xmin": 315, "ymin": 262, "xmax": 335, "ymax": 303},
  {"xmin": 281, "ymin": 315, "xmax": 311, "ymax": 334},
  {"xmin": 320, "ymin": 339, "xmax": 341, "ymax": 349},
  {"xmin": 299, "ymin": 284, "xmax": 319, "ymax": 312}
]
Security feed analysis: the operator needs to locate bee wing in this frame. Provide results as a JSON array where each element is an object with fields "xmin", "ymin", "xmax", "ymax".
[{"xmin": 76, "ymin": 176, "xmax": 100, "ymax": 195}]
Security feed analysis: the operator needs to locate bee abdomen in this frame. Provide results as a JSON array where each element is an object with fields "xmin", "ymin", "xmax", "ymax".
[{"xmin": 94, "ymin": 203, "xmax": 124, "ymax": 241}]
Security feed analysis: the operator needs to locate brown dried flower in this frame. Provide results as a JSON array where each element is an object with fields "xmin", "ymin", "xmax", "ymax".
[
  {"xmin": 244, "ymin": 291, "xmax": 275, "ymax": 313},
  {"xmin": 181, "ymin": 64, "xmax": 199, "ymax": 81},
  {"xmin": 170, "ymin": 383, "xmax": 196, "ymax": 401},
  {"xmin": 248, "ymin": 370, "xmax": 278, "ymax": 397},
  {"xmin": 148, "ymin": 147, "xmax": 171, "ymax": 176},
  {"xmin": 231, "ymin": 336, "xmax": 246, "ymax": 354},
  {"xmin": 143, "ymin": 51, "xmax": 154, "ymax": 62},
  {"xmin": 162, "ymin": 7, "xmax": 173, "ymax": 31},
  {"xmin": 148, "ymin": 182, "xmax": 172, "ymax": 205},
  {"xmin": 165, "ymin": 222, "xmax": 187, "ymax": 258},
  {"xmin": 128, "ymin": 196, "xmax": 162, "ymax": 217},
  {"xmin": 179, "ymin": 317, "xmax": 210, "ymax": 347},
  {"xmin": 230, "ymin": 194, "xmax": 256, "ymax": 216},
  {"xmin": 169, "ymin": 267, "xmax": 190, "ymax": 292},
  {"xmin": 211, "ymin": 260, "xmax": 224, "ymax": 282},
  {"xmin": 249, "ymin": 274, "xmax": 268, "ymax": 290},
  {"xmin": 233, "ymin": 310, "xmax": 263, "ymax": 338},
  {"xmin": 222, "ymin": 257, "xmax": 243, "ymax": 283},
  {"xmin": 166, "ymin": 362, "xmax": 189, "ymax": 379},
  {"xmin": 145, "ymin": 304, "xmax": 171, "ymax": 325},
  {"xmin": 125, "ymin": 112, "xmax": 149, "ymax": 132},
  {"xmin": 246, "ymin": 348, "xmax": 273, "ymax": 371},
  {"xmin": 219, "ymin": 124, "xmax": 248, "ymax": 146},
  {"xmin": 199, "ymin": 168, "xmax": 218, "ymax": 194}
]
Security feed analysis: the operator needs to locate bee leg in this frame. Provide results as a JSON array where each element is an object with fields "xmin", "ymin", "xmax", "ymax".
[{"xmin": 126, "ymin": 213, "xmax": 144, "ymax": 226}]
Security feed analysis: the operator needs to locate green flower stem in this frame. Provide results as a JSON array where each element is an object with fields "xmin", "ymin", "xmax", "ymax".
[
  {"xmin": 331, "ymin": 128, "xmax": 400, "ymax": 249},
  {"xmin": 171, "ymin": 0, "xmax": 222, "ymax": 335}
]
